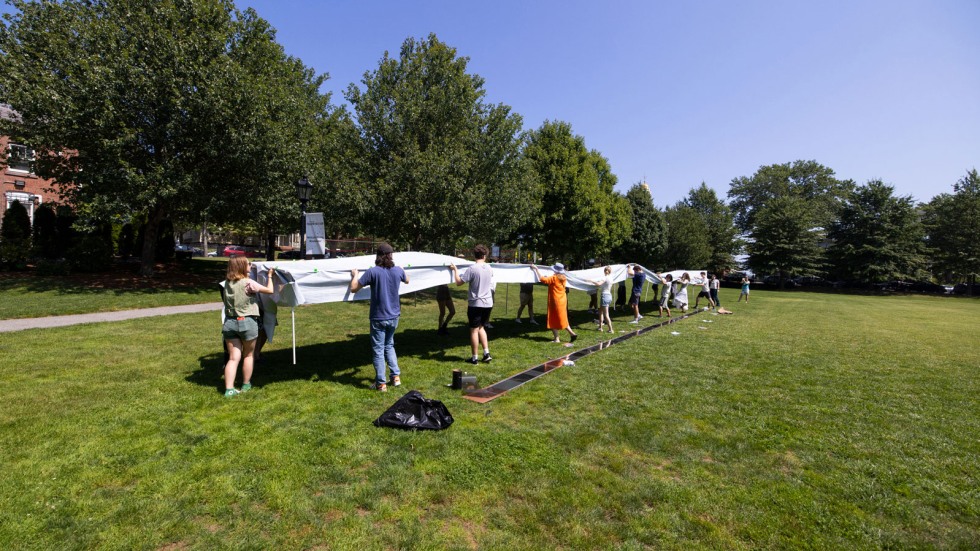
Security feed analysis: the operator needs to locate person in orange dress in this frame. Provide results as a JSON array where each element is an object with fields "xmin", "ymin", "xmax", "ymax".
[{"xmin": 530, "ymin": 263, "xmax": 578, "ymax": 343}]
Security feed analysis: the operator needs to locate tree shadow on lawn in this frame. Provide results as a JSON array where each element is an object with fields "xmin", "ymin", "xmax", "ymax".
[
  {"xmin": 189, "ymin": 326, "xmax": 557, "ymax": 393},
  {"xmin": 4, "ymin": 260, "xmax": 224, "ymax": 296}
]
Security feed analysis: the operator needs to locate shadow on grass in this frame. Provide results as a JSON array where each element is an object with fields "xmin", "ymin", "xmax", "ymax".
[
  {"xmin": 2, "ymin": 258, "xmax": 226, "ymax": 296},
  {"xmin": 190, "ymin": 333, "xmax": 371, "ymax": 393},
  {"xmin": 188, "ymin": 321, "xmax": 568, "ymax": 394}
]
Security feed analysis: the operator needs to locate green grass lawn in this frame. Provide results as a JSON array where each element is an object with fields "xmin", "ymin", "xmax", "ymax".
[{"xmin": 0, "ymin": 287, "xmax": 977, "ymax": 549}]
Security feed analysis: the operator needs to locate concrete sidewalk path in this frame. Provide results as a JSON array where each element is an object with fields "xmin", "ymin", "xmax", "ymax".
[{"xmin": 0, "ymin": 302, "xmax": 223, "ymax": 333}]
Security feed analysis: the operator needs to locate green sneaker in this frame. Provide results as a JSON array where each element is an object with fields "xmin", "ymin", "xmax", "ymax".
[
  {"xmin": 240, "ymin": 383, "xmax": 252, "ymax": 392},
  {"xmin": 224, "ymin": 388, "xmax": 240, "ymax": 397}
]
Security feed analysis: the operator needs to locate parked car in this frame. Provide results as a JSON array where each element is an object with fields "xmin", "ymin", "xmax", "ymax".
[
  {"xmin": 278, "ymin": 250, "xmax": 302, "ymax": 260},
  {"xmin": 907, "ymin": 281, "xmax": 945, "ymax": 294},
  {"xmin": 792, "ymin": 276, "xmax": 829, "ymax": 287},
  {"xmin": 174, "ymin": 244, "xmax": 202, "ymax": 254},
  {"xmin": 174, "ymin": 244, "xmax": 203, "ymax": 260},
  {"xmin": 763, "ymin": 275, "xmax": 798, "ymax": 288},
  {"xmin": 220, "ymin": 245, "xmax": 262, "ymax": 258},
  {"xmin": 953, "ymin": 283, "xmax": 980, "ymax": 296},
  {"xmin": 724, "ymin": 271, "xmax": 749, "ymax": 283}
]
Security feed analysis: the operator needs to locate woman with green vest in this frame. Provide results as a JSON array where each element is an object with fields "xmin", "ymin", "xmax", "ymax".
[{"xmin": 221, "ymin": 256, "xmax": 275, "ymax": 397}]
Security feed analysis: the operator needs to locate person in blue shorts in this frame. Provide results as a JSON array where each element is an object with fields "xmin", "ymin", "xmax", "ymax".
[
  {"xmin": 738, "ymin": 276, "xmax": 751, "ymax": 302},
  {"xmin": 626, "ymin": 264, "xmax": 646, "ymax": 324}
]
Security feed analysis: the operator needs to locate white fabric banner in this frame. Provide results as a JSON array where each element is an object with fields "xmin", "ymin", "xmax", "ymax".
[
  {"xmin": 251, "ymin": 251, "xmax": 703, "ymax": 308},
  {"xmin": 246, "ymin": 251, "xmax": 703, "ymax": 349}
]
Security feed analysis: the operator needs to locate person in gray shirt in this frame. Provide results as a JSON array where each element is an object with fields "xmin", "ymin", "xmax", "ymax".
[{"xmin": 450, "ymin": 244, "xmax": 494, "ymax": 364}]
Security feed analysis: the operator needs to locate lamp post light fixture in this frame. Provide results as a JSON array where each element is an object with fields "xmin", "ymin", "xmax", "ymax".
[{"xmin": 295, "ymin": 176, "xmax": 313, "ymax": 259}]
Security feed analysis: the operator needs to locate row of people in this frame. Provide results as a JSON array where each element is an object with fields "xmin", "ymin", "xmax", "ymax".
[
  {"xmin": 220, "ymin": 245, "xmax": 749, "ymax": 395},
  {"xmin": 352, "ymin": 244, "xmax": 587, "ymax": 391}
]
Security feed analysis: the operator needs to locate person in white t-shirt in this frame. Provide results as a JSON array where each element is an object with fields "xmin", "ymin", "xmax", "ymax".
[
  {"xmin": 588, "ymin": 266, "xmax": 615, "ymax": 333},
  {"xmin": 710, "ymin": 274, "xmax": 721, "ymax": 307},
  {"xmin": 693, "ymin": 271, "xmax": 716, "ymax": 310},
  {"xmin": 450, "ymin": 244, "xmax": 494, "ymax": 364}
]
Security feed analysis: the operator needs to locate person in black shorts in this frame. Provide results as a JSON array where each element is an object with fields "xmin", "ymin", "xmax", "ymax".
[
  {"xmin": 436, "ymin": 284, "xmax": 455, "ymax": 335},
  {"xmin": 515, "ymin": 281, "xmax": 538, "ymax": 324},
  {"xmin": 450, "ymin": 244, "xmax": 494, "ymax": 364}
]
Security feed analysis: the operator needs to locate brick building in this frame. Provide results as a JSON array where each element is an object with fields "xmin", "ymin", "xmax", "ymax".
[{"xmin": 1, "ymin": 104, "xmax": 62, "ymax": 228}]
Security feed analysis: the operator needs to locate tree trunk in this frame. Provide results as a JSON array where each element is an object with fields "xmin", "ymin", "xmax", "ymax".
[
  {"xmin": 139, "ymin": 203, "xmax": 166, "ymax": 277},
  {"xmin": 266, "ymin": 230, "xmax": 275, "ymax": 261}
]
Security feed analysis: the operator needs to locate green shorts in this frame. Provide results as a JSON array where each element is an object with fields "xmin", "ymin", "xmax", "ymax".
[{"xmin": 222, "ymin": 316, "xmax": 260, "ymax": 342}]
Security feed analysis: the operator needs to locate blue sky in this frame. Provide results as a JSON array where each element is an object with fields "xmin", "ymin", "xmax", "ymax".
[
  {"xmin": 5, "ymin": 1, "xmax": 976, "ymax": 208},
  {"xmin": 237, "ymin": 0, "xmax": 978, "ymax": 208}
]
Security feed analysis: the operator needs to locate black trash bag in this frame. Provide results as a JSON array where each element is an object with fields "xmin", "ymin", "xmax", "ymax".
[{"xmin": 373, "ymin": 390, "xmax": 454, "ymax": 431}]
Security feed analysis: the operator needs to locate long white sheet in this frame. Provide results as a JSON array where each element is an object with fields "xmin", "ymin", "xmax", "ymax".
[{"xmin": 248, "ymin": 252, "xmax": 702, "ymax": 342}]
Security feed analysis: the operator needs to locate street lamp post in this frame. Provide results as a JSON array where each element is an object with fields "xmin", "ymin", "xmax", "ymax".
[{"xmin": 295, "ymin": 176, "xmax": 313, "ymax": 259}]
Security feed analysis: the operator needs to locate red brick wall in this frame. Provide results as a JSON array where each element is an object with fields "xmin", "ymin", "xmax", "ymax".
[{"xmin": 1, "ymin": 135, "xmax": 63, "ymax": 226}]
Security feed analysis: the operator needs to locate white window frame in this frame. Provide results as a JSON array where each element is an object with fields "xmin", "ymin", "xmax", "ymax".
[
  {"xmin": 7, "ymin": 143, "xmax": 35, "ymax": 174},
  {"xmin": 4, "ymin": 191, "xmax": 38, "ymax": 225}
]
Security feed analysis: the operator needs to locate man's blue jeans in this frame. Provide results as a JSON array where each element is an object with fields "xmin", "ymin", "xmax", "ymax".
[{"xmin": 370, "ymin": 317, "xmax": 400, "ymax": 384}]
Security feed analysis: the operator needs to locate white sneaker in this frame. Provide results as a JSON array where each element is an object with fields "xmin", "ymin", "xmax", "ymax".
[
  {"xmin": 628, "ymin": 319, "xmax": 639, "ymax": 324},
  {"xmin": 530, "ymin": 318, "xmax": 539, "ymax": 325},
  {"xmin": 638, "ymin": 314, "xmax": 644, "ymax": 319},
  {"xmin": 514, "ymin": 318, "xmax": 522, "ymax": 324}
]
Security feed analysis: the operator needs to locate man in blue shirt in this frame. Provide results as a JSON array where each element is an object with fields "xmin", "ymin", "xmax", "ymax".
[{"xmin": 350, "ymin": 243, "xmax": 409, "ymax": 392}]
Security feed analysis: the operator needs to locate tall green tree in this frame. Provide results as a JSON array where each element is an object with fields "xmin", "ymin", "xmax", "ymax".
[
  {"xmin": 345, "ymin": 34, "xmax": 535, "ymax": 253},
  {"xmin": 307, "ymin": 112, "xmax": 367, "ymax": 242},
  {"xmin": 31, "ymin": 202, "xmax": 58, "ymax": 260},
  {"xmin": 746, "ymin": 196, "xmax": 825, "ymax": 287},
  {"xmin": 827, "ymin": 179, "xmax": 927, "ymax": 283},
  {"xmin": 728, "ymin": 160, "xmax": 854, "ymax": 232},
  {"xmin": 729, "ymin": 160, "xmax": 851, "ymax": 281},
  {"xmin": 0, "ymin": 199, "xmax": 31, "ymax": 268},
  {"xmin": 612, "ymin": 183, "xmax": 667, "ymax": 267},
  {"xmin": 662, "ymin": 205, "xmax": 711, "ymax": 270},
  {"xmin": 922, "ymin": 169, "xmax": 980, "ymax": 291},
  {"xmin": 518, "ymin": 120, "xmax": 630, "ymax": 264},
  {"xmin": 682, "ymin": 183, "xmax": 741, "ymax": 274},
  {"xmin": 187, "ymin": 10, "xmax": 338, "ymax": 260},
  {"xmin": 0, "ymin": 0, "xmax": 331, "ymax": 274}
]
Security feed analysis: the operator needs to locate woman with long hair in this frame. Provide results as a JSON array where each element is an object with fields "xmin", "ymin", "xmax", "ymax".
[
  {"xmin": 221, "ymin": 256, "xmax": 274, "ymax": 397},
  {"xmin": 350, "ymin": 243, "xmax": 409, "ymax": 391},
  {"xmin": 672, "ymin": 272, "xmax": 692, "ymax": 313}
]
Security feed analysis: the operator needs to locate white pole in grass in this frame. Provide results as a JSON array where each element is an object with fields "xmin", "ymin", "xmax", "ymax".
[{"xmin": 292, "ymin": 307, "xmax": 297, "ymax": 365}]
